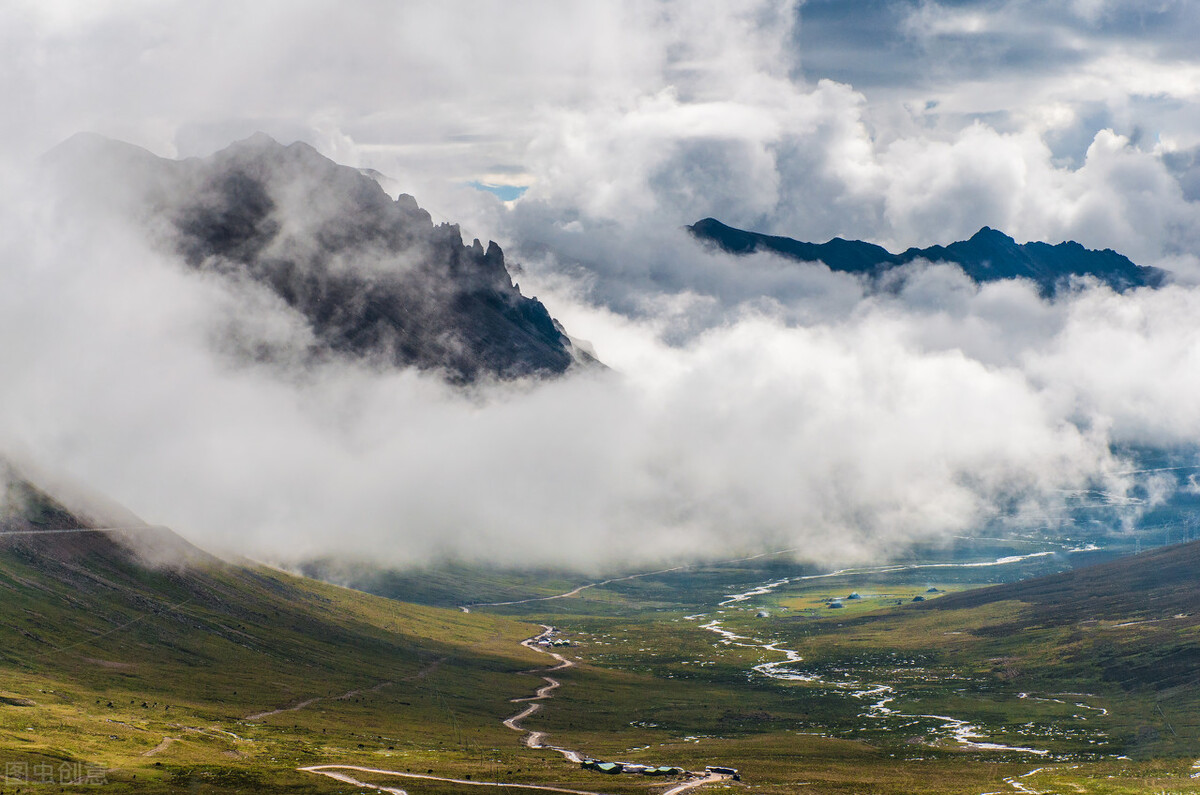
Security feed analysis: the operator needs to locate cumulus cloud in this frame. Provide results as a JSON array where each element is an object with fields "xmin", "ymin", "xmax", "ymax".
[
  {"xmin": 5, "ymin": 0, "xmax": 1200, "ymax": 570},
  {"xmin": 9, "ymin": 0, "xmax": 1200, "ymax": 261},
  {"xmin": 0, "ymin": 167, "xmax": 1189, "ymax": 571},
  {"xmin": 479, "ymin": 0, "xmax": 1200, "ymax": 284}
]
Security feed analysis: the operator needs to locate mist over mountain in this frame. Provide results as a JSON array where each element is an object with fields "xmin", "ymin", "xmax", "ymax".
[
  {"xmin": 689, "ymin": 217, "xmax": 1167, "ymax": 297},
  {"xmin": 2, "ymin": 122, "xmax": 1197, "ymax": 572},
  {"xmin": 45, "ymin": 132, "xmax": 588, "ymax": 383},
  {"xmin": 0, "ymin": 461, "xmax": 88, "ymax": 533}
]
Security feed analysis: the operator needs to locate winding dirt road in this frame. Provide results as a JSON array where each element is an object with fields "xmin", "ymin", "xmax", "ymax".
[
  {"xmin": 501, "ymin": 626, "xmax": 732, "ymax": 792},
  {"xmin": 142, "ymin": 736, "xmax": 180, "ymax": 757},
  {"xmin": 300, "ymin": 765, "xmax": 731, "ymax": 795},
  {"xmin": 297, "ymin": 624, "xmax": 731, "ymax": 794},
  {"xmin": 457, "ymin": 547, "xmax": 812, "ymax": 614},
  {"xmin": 245, "ymin": 681, "xmax": 396, "ymax": 721},
  {"xmin": 459, "ymin": 566, "xmax": 687, "ymax": 612},
  {"xmin": 299, "ymin": 764, "xmax": 613, "ymax": 795},
  {"xmin": 247, "ymin": 659, "xmax": 441, "ymax": 720},
  {"xmin": 502, "ymin": 625, "xmax": 584, "ymax": 762}
]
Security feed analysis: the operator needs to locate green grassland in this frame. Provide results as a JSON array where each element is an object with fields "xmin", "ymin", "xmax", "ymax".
[
  {"xmin": 458, "ymin": 546, "xmax": 1200, "ymax": 794},
  {"xmin": 297, "ymin": 556, "xmax": 599, "ymax": 609},
  {"xmin": 3, "ymin": 471, "xmax": 1199, "ymax": 795},
  {"xmin": 0, "ymin": 528, "xmax": 577, "ymax": 793}
]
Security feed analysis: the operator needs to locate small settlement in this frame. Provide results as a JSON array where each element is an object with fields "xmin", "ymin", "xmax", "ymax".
[
  {"xmin": 536, "ymin": 635, "xmax": 572, "ymax": 648},
  {"xmin": 581, "ymin": 759, "xmax": 682, "ymax": 776},
  {"xmin": 580, "ymin": 759, "xmax": 740, "ymax": 781}
]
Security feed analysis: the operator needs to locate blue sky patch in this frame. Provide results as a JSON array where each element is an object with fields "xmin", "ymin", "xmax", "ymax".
[{"xmin": 468, "ymin": 181, "xmax": 528, "ymax": 201}]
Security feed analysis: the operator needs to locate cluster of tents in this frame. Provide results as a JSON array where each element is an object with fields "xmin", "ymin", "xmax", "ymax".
[{"xmin": 826, "ymin": 588, "xmax": 941, "ymax": 608}]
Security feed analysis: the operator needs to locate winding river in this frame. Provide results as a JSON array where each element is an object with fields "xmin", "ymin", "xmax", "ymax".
[{"xmin": 694, "ymin": 556, "xmax": 1110, "ymax": 758}]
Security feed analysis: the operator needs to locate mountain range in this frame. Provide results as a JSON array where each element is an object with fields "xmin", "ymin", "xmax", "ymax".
[
  {"xmin": 45, "ymin": 133, "xmax": 590, "ymax": 383},
  {"xmin": 43, "ymin": 134, "xmax": 1170, "ymax": 390},
  {"xmin": 689, "ymin": 217, "xmax": 1167, "ymax": 296}
]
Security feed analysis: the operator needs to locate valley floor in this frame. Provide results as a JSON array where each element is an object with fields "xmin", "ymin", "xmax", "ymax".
[{"xmin": 2, "ymin": 530, "xmax": 1199, "ymax": 793}]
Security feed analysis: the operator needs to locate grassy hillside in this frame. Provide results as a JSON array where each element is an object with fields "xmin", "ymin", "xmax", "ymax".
[
  {"xmin": 0, "ymin": 470, "xmax": 557, "ymax": 792},
  {"xmin": 928, "ymin": 535, "xmax": 1200, "ymax": 621},
  {"xmin": 5, "ymin": 465, "xmax": 1199, "ymax": 794},
  {"xmin": 803, "ymin": 539, "xmax": 1200, "ymax": 697},
  {"xmin": 297, "ymin": 556, "xmax": 598, "ymax": 608}
]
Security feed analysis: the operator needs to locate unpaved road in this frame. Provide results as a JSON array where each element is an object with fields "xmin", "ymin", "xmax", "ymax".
[
  {"xmin": 299, "ymin": 764, "xmax": 616, "ymax": 795},
  {"xmin": 459, "ymin": 566, "xmax": 687, "ymax": 612},
  {"xmin": 661, "ymin": 772, "xmax": 730, "ymax": 795},
  {"xmin": 298, "ymin": 625, "xmax": 734, "ymax": 793},
  {"xmin": 246, "ymin": 658, "xmax": 441, "ymax": 720},
  {"xmin": 502, "ymin": 625, "xmax": 583, "ymax": 761},
  {"xmin": 299, "ymin": 764, "xmax": 729, "ymax": 795},
  {"xmin": 142, "ymin": 736, "xmax": 180, "ymax": 757},
  {"xmin": 502, "ymin": 626, "xmax": 731, "ymax": 788},
  {"xmin": 245, "ymin": 683, "xmax": 390, "ymax": 721},
  {"xmin": 0, "ymin": 525, "xmax": 172, "ymax": 536},
  {"xmin": 458, "ymin": 546, "xmax": 810, "ymax": 613}
]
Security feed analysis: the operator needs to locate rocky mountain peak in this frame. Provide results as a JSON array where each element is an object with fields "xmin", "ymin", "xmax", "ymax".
[{"xmin": 46, "ymin": 133, "xmax": 594, "ymax": 382}]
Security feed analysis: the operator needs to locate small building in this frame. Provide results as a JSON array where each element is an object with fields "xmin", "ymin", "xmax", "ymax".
[
  {"xmin": 926, "ymin": 587, "xmax": 940, "ymax": 593},
  {"xmin": 596, "ymin": 762, "xmax": 623, "ymax": 774},
  {"xmin": 756, "ymin": 610, "xmax": 770, "ymax": 618},
  {"xmin": 911, "ymin": 595, "xmax": 925, "ymax": 602},
  {"xmin": 847, "ymin": 592, "xmax": 862, "ymax": 600},
  {"xmin": 828, "ymin": 601, "xmax": 844, "ymax": 609}
]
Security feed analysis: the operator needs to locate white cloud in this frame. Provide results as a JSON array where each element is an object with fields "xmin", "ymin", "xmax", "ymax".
[
  {"xmin": 5, "ymin": 0, "xmax": 1200, "ymax": 569},
  {"xmin": 0, "ymin": 178, "xmax": 1172, "ymax": 570},
  {"xmin": 8, "ymin": 0, "xmax": 1200, "ymax": 261}
]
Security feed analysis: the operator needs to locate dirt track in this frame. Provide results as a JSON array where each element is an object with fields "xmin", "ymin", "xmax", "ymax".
[
  {"xmin": 502, "ymin": 625, "xmax": 584, "ymax": 761},
  {"xmin": 299, "ymin": 764, "xmax": 615, "ymax": 795},
  {"xmin": 298, "ymin": 625, "xmax": 732, "ymax": 794}
]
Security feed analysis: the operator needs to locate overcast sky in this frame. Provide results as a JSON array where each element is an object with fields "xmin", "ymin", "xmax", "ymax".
[{"xmin": 4, "ymin": 1, "xmax": 1200, "ymax": 569}]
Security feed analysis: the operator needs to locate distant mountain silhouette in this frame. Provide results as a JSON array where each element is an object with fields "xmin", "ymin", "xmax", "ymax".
[
  {"xmin": 46, "ymin": 132, "xmax": 593, "ymax": 383},
  {"xmin": 689, "ymin": 217, "xmax": 1166, "ymax": 296}
]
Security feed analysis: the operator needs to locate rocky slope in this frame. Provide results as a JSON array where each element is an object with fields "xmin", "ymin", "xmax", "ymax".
[{"xmin": 46, "ymin": 132, "xmax": 591, "ymax": 382}]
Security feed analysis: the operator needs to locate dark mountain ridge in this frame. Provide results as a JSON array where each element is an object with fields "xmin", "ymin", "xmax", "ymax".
[
  {"xmin": 46, "ymin": 132, "xmax": 590, "ymax": 383},
  {"xmin": 690, "ymin": 217, "xmax": 1167, "ymax": 296}
]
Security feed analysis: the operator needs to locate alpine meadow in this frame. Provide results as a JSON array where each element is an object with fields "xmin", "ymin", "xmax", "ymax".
[{"xmin": 4, "ymin": 2, "xmax": 1200, "ymax": 794}]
